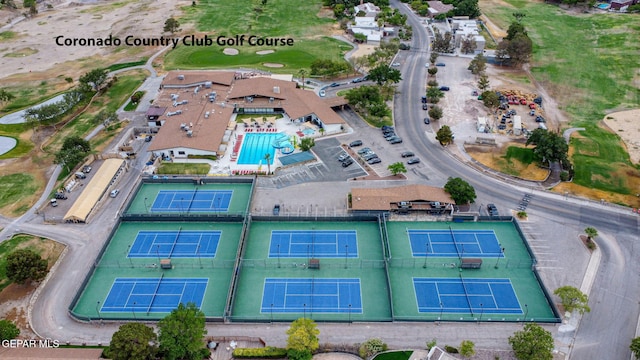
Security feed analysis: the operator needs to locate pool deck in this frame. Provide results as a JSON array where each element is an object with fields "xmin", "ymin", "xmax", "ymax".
[{"xmin": 173, "ymin": 115, "xmax": 323, "ymax": 175}]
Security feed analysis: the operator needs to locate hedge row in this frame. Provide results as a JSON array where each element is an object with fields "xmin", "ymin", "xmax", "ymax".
[{"xmin": 233, "ymin": 346, "xmax": 288, "ymax": 359}]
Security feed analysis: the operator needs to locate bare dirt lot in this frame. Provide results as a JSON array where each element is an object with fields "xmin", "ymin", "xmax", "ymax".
[
  {"xmin": 0, "ymin": 0, "xmax": 186, "ymax": 81},
  {"xmin": 602, "ymin": 109, "xmax": 640, "ymax": 164}
]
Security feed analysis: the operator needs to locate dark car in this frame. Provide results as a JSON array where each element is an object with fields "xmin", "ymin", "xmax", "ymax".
[
  {"xmin": 145, "ymin": 136, "xmax": 152, "ymax": 142},
  {"xmin": 421, "ymin": 96, "xmax": 427, "ymax": 103},
  {"xmin": 54, "ymin": 192, "xmax": 68, "ymax": 200},
  {"xmin": 422, "ymin": 103, "xmax": 428, "ymax": 110},
  {"xmin": 384, "ymin": 132, "xmax": 396, "ymax": 139},
  {"xmin": 389, "ymin": 137, "xmax": 403, "ymax": 144},
  {"xmin": 407, "ymin": 157, "xmax": 421, "ymax": 164},
  {"xmin": 424, "ymin": 117, "xmax": 430, "ymax": 124},
  {"xmin": 381, "ymin": 125, "xmax": 394, "ymax": 131},
  {"xmin": 367, "ymin": 158, "xmax": 382, "ymax": 165},
  {"xmin": 273, "ymin": 204, "xmax": 281, "ymax": 215},
  {"xmin": 363, "ymin": 153, "xmax": 379, "ymax": 161},
  {"xmin": 439, "ymin": 86, "xmax": 450, "ymax": 91},
  {"xmin": 342, "ymin": 158, "xmax": 354, "ymax": 167},
  {"xmin": 357, "ymin": 147, "xmax": 372, "ymax": 155},
  {"xmin": 349, "ymin": 140, "xmax": 363, "ymax": 147},
  {"xmin": 401, "ymin": 151, "xmax": 415, "ymax": 158},
  {"xmin": 330, "ymin": 82, "xmax": 340, "ymax": 87},
  {"xmin": 436, "ymin": 62, "xmax": 446, "ymax": 67}
]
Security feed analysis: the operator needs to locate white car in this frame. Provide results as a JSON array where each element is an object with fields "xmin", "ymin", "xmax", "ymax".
[
  {"xmin": 319, "ymin": 90, "xmax": 326, "ymax": 97},
  {"xmin": 392, "ymin": 62, "xmax": 400, "ymax": 67},
  {"xmin": 110, "ymin": 189, "xmax": 120, "ymax": 198}
]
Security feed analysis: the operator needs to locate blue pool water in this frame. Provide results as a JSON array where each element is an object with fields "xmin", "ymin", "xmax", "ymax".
[
  {"xmin": 238, "ymin": 133, "xmax": 282, "ymax": 165},
  {"xmin": 597, "ymin": 3, "xmax": 609, "ymax": 8},
  {"xmin": 302, "ymin": 128, "xmax": 315, "ymax": 135}
]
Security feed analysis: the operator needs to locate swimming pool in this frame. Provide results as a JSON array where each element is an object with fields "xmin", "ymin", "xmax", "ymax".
[
  {"xmin": 237, "ymin": 133, "xmax": 280, "ymax": 165},
  {"xmin": 597, "ymin": 3, "xmax": 609, "ymax": 8},
  {"xmin": 302, "ymin": 128, "xmax": 315, "ymax": 136}
]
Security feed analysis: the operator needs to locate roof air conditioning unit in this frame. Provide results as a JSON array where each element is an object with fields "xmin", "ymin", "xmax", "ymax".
[
  {"xmin": 273, "ymin": 86, "xmax": 280, "ymax": 94},
  {"xmin": 187, "ymin": 130, "xmax": 193, "ymax": 137},
  {"xmin": 205, "ymin": 112, "xmax": 210, "ymax": 118},
  {"xmin": 177, "ymin": 74, "xmax": 185, "ymax": 80}
]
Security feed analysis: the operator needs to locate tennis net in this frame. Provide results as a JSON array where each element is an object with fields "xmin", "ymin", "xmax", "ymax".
[
  {"xmin": 147, "ymin": 272, "xmax": 165, "ymax": 314},
  {"xmin": 450, "ymin": 226, "xmax": 461, "ymax": 258},
  {"xmin": 459, "ymin": 272, "xmax": 473, "ymax": 315},
  {"xmin": 168, "ymin": 227, "xmax": 182, "ymax": 258}
]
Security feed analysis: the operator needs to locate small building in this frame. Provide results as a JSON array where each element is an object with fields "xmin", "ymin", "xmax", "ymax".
[
  {"xmin": 477, "ymin": 116, "xmax": 487, "ymax": 133},
  {"xmin": 426, "ymin": 1, "xmax": 454, "ymax": 17},
  {"xmin": 351, "ymin": 16, "xmax": 383, "ymax": 42},
  {"xmin": 610, "ymin": 0, "xmax": 635, "ymax": 9},
  {"xmin": 350, "ymin": 184, "xmax": 455, "ymax": 214},
  {"xmin": 146, "ymin": 106, "xmax": 167, "ymax": 127},
  {"xmin": 451, "ymin": 19, "xmax": 485, "ymax": 54}
]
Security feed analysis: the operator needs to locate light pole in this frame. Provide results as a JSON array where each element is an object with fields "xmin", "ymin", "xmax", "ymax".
[
  {"xmin": 127, "ymin": 245, "xmax": 133, "ymax": 267},
  {"xmin": 307, "ymin": 244, "xmax": 310, "ymax": 266},
  {"xmin": 270, "ymin": 303, "xmax": 274, "ymax": 323},
  {"xmin": 303, "ymin": 303, "xmax": 306, "ymax": 319},
  {"xmin": 144, "ymin": 197, "xmax": 149, "ymax": 213},
  {"xmin": 344, "ymin": 244, "xmax": 348, "ymax": 269},
  {"xmin": 423, "ymin": 242, "xmax": 429, "ymax": 268},
  {"xmin": 524, "ymin": 304, "xmax": 529, "ymax": 322},
  {"xmin": 156, "ymin": 245, "xmax": 161, "ymax": 262},
  {"xmin": 197, "ymin": 244, "xmax": 202, "ymax": 268},
  {"xmin": 495, "ymin": 244, "xmax": 502, "ymax": 268},
  {"xmin": 132, "ymin": 301, "xmax": 137, "ymax": 320},
  {"xmin": 96, "ymin": 301, "xmax": 101, "ymax": 320},
  {"xmin": 348, "ymin": 304, "xmax": 352, "ymax": 324},
  {"xmin": 277, "ymin": 243, "xmax": 281, "ymax": 268},
  {"xmin": 479, "ymin": 303, "xmax": 484, "ymax": 323},
  {"xmin": 439, "ymin": 302, "xmax": 443, "ymax": 325},
  {"xmin": 180, "ymin": 197, "xmax": 184, "ymax": 216}
]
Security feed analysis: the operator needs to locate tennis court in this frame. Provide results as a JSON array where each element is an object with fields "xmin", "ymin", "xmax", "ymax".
[
  {"xmin": 408, "ymin": 229, "xmax": 503, "ymax": 258},
  {"xmin": 269, "ymin": 230, "xmax": 358, "ymax": 258},
  {"xmin": 129, "ymin": 230, "xmax": 221, "ymax": 258},
  {"xmin": 151, "ymin": 190, "xmax": 232, "ymax": 212},
  {"xmin": 413, "ymin": 277, "xmax": 521, "ymax": 314},
  {"xmin": 101, "ymin": 277, "xmax": 208, "ymax": 313},
  {"xmin": 261, "ymin": 278, "xmax": 362, "ymax": 313}
]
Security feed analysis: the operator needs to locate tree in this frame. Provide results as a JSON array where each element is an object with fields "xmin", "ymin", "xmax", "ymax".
[
  {"xmin": 525, "ymin": 129, "xmax": 568, "ymax": 165},
  {"xmin": 584, "ymin": 227, "xmax": 598, "ymax": 241},
  {"xmin": 459, "ymin": 340, "xmax": 475, "ymax": 358},
  {"xmin": 506, "ymin": 21, "xmax": 528, "ymax": 41},
  {"xmin": 79, "ymin": 68, "xmax": 108, "ymax": 91},
  {"xmin": 460, "ymin": 34, "xmax": 476, "ymax": 54},
  {"xmin": 427, "ymin": 67, "xmax": 438, "ymax": 77},
  {"xmin": 62, "ymin": 135, "xmax": 91, "ymax": 153},
  {"xmin": 286, "ymin": 318, "xmax": 319, "ymax": 360},
  {"xmin": 481, "ymin": 90, "xmax": 499, "ymax": 109},
  {"xmin": 164, "ymin": 17, "xmax": 180, "ymax": 33},
  {"xmin": 426, "ymin": 86, "xmax": 444, "ymax": 104},
  {"xmin": 428, "ymin": 105, "xmax": 443, "ymax": 121},
  {"xmin": 359, "ymin": 338, "xmax": 387, "ymax": 358},
  {"xmin": 506, "ymin": 34, "xmax": 533, "ymax": 67},
  {"xmin": 512, "ymin": 11, "xmax": 526, "ymax": 22},
  {"xmin": 264, "ymin": 153, "xmax": 271, "ymax": 174},
  {"xmin": 299, "ymin": 137, "xmax": 315, "ymax": 152},
  {"xmin": 508, "ymin": 323, "xmax": 554, "ymax": 360},
  {"xmin": 388, "ymin": 162, "xmax": 407, "ymax": 176},
  {"xmin": 432, "ymin": 29, "xmax": 454, "ymax": 53},
  {"xmin": 106, "ymin": 323, "xmax": 157, "ymax": 360},
  {"xmin": 468, "ymin": 53, "xmax": 486, "ymax": 75},
  {"xmin": 436, "ymin": 125, "xmax": 454, "ymax": 146},
  {"xmin": 630, "ymin": 337, "xmax": 640, "ymax": 358},
  {"xmin": 353, "ymin": 33, "xmax": 367, "ymax": 43},
  {"xmin": 495, "ymin": 40, "xmax": 509, "ymax": 66},
  {"xmin": 367, "ymin": 64, "xmax": 402, "ymax": 86},
  {"xmin": 158, "ymin": 303, "xmax": 207, "ymax": 360},
  {"xmin": 430, "ymin": 52, "xmax": 439, "ymax": 65},
  {"xmin": 477, "ymin": 74, "xmax": 490, "ymax": 91},
  {"xmin": 554, "ymin": 286, "xmax": 590, "ymax": 314},
  {"xmin": 5, "ymin": 249, "xmax": 48, "ymax": 284},
  {"xmin": 453, "ymin": 0, "xmax": 480, "ymax": 18},
  {"xmin": 0, "ymin": 319, "xmax": 20, "ymax": 341},
  {"xmin": 0, "ymin": 89, "xmax": 15, "ymax": 103},
  {"xmin": 444, "ymin": 177, "xmax": 476, "ymax": 205}
]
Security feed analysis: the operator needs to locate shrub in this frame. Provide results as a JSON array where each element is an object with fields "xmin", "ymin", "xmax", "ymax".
[
  {"xmin": 426, "ymin": 339, "xmax": 437, "ymax": 350},
  {"xmin": 517, "ymin": 211, "xmax": 527, "ymax": 219},
  {"xmin": 444, "ymin": 345, "xmax": 458, "ymax": 354},
  {"xmin": 560, "ymin": 171, "xmax": 569, "ymax": 181},
  {"xmin": 359, "ymin": 338, "xmax": 387, "ymax": 358},
  {"xmin": 232, "ymin": 346, "xmax": 287, "ymax": 359}
]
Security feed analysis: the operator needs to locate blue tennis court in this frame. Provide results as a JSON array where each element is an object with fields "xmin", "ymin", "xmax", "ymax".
[
  {"xmin": 101, "ymin": 277, "xmax": 208, "ymax": 313},
  {"xmin": 413, "ymin": 277, "xmax": 521, "ymax": 314},
  {"xmin": 268, "ymin": 230, "xmax": 358, "ymax": 258},
  {"xmin": 408, "ymin": 229, "xmax": 503, "ymax": 258},
  {"xmin": 128, "ymin": 230, "xmax": 221, "ymax": 258},
  {"xmin": 261, "ymin": 278, "xmax": 362, "ymax": 313},
  {"xmin": 151, "ymin": 190, "xmax": 232, "ymax": 212}
]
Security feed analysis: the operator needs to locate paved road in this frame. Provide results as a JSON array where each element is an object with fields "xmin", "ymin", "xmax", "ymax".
[{"xmin": 391, "ymin": 0, "xmax": 640, "ymax": 358}]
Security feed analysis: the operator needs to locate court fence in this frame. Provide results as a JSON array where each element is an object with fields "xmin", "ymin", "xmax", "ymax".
[
  {"xmin": 121, "ymin": 213, "xmax": 246, "ymax": 221},
  {"xmin": 388, "ymin": 258, "xmax": 534, "ymax": 269},
  {"xmin": 95, "ymin": 259, "xmax": 236, "ymax": 269},
  {"xmin": 239, "ymin": 259, "xmax": 386, "ymax": 269}
]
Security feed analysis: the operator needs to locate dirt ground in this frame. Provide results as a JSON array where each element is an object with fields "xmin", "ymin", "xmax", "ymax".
[
  {"xmin": 0, "ymin": 237, "xmax": 65, "ymax": 339},
  {"xmin": 602, "ymin": 109, "xmax": 640, "ymax": 164},
  {"xmin": 0, "ymin": 0, "xmax": 186, "ymax": 82}
]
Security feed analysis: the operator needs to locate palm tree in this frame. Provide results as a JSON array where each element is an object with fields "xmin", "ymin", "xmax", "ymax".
[
  {"xmin": 264, "ymin": 153, "xmax": 271, "ymax": 174},
  {"xmin": 298, "ymin": 69, "xmax": 307, "ymax": 89},
  {"xmin": 584, "ymin": 227, "xmax": 598, "ymax": 241}
]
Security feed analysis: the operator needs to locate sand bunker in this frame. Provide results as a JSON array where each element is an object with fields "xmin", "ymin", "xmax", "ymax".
[
  {"xmin": 223, "ymin": 48, "xmax": 239, "ymax": 55},
  {"xmin": 256, "ymin": 50, "xmax": 275, "ymax": 55},
  {"xmin": 0, "ymin": 136, "xmax": 17, "ymax": 156},
  {"xmin": 263, "ymin": 63, "xmax": 284, "ymax": 68},
  {"xmin": 602, "ymin": 109, "xmax": 640, "ymax": 164}
]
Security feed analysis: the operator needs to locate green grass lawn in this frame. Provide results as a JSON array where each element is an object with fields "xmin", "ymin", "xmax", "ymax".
[
  {"xmin": 164, "ymin": 0, "xmax": 352, "ymax": 72},
  {"xmin": 0, "ymin": 173, "xmax": 38, "ymax": 211},
  {"xmin": 373, "ymin": 351, "xmax": 413, "ymax": 360},
  {"xmin": 156, "ymin": 162, "xmax": 211, "ymax": 175},
  {"xmin": 505, "ymin": 146, "xmax": 534, "ymax": 164},
  {"xmin": 482, "ymin": 1, "xmax": 640, "ymax": 196}
]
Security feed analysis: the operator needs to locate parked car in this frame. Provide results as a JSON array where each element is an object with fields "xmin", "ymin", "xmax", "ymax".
[
  {"xmin": 109, "ymin": 189, "xmax": 120, "ymax": 198},
  {"xmin": 338, "ymin": 153, "xmax": 350, "ymax": 162},
  {"xmin": 319, "ymin": 90, "xmax": 326, "ymax": 97},
  {"xmin": 401, "ymin": 151, "xmax": 415, "ymax": 158},
  {"xmin": 439, "ymin": 86, "xmax": 450, "ymax": 91},
  {"xmin": 363, "ymin": 153, "xmax": 379, "ymax": 161},
  {"xmin": 145, "ymin": 136, "xmax": 152, "ymax": 142},
  {"xmin": 341, "ymin": 158, "xmax": 354, "ymax": 167},
  {"xmin": 82, "ymin": 165, "xmax": 92, "ymax": 173},
  {"xmin": 329, "ymin": 82, "xmax": 340, "ymax": 87},
  {"xmin": 54, "ymin": 192, "xmax": 67, "ymax": 200},
  {"xmin": 391, "ymin": 62, "xmax": 400, "ymax": 67},
  {"xmin": 367, "ymin": 158, "xmax": 382, "ymax": 165},
  {"xmin": 436, "ymin": 62, "xmax": 446, "ymax": 67},
  {"xmin": 357, "ymin": 147, "xmax": 372, "ymax": 155},
  {"xmin": 352, "ymin": 78, "xmax": 362, "ymax": 83},
  {"xmin": 75, "ymin": 172, "xmax": 86, "ymax": 179},
  {"xmin": 424, "ymin": 117, "xmax": 430, "ymax": 124},
  {"xmin": 407, "ymin": 157, "xmax": 421, "ymax": 164},
  {"xmin": 389, "ymin": 137, "xmax": 403, "ymax": 144},
  {"xmin": 273, "ymin": 204, "xmax": 281, "ymax": 215},
  {"xmin": 422, "ymin": 103, "xmax": 428, "ymax": 110},
  {"xmin": 384, "ymin": 132, "xmax": 396, "ymax": 140},
  {"xmin": 349, "ymin": 140, "xmax": 363, "ymax": 147},
  {"xmin": 421, "ymin": 96, "xmax": 427, "ymax": 103},
  {"xmin": 50, "ymin": 199, "xmax": 58, "ymax": 207},
  {"xmin": 381, "ymin": 125, "xmax": 394, "ymax": 131}
]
